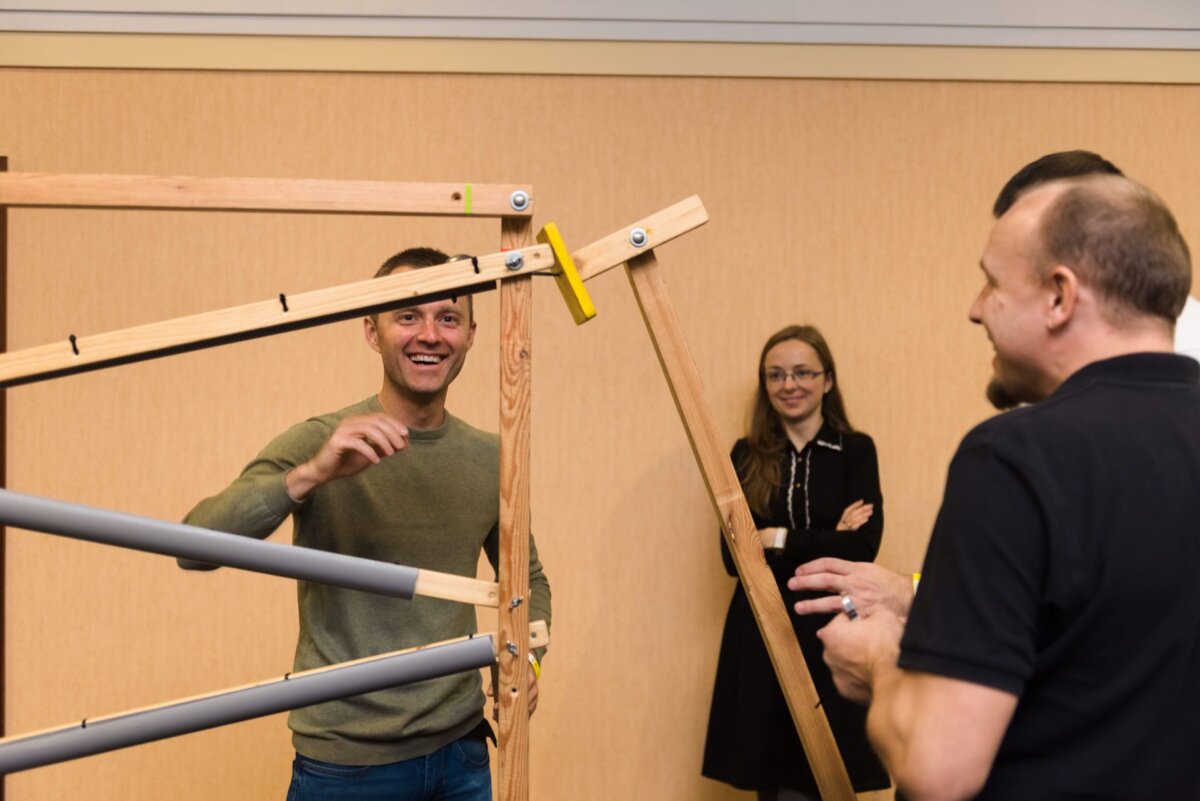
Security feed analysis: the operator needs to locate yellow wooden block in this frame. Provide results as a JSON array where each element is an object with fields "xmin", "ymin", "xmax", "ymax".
[{"xmin": 537, "ymin": 222, "xmax": 597, "ymax": 325}]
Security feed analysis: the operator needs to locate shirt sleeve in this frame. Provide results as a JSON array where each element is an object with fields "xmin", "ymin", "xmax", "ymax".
[
  {"xmin": 899, "ymin": 439, "xmax": 1045, "ymax": 695},
  {"xmin": 179, "ymin": 419, "xmax": 325, "ymax": 568}
]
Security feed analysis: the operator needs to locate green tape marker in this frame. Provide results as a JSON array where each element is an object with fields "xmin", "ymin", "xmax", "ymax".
[{"xmin": 464, "ymin": 183, "xmax": 473, "ymax": 215}]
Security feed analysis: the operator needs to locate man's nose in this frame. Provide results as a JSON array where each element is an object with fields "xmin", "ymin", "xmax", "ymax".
[
  {"xmin": 968, "ymin": 293, "xmax": 984, "ymax": 324},
  {"xmin": 416, "ymin": 317, "xmax": 440, "ymax": 340}
]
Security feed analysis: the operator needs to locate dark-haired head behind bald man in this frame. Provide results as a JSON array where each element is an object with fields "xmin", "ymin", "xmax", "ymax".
[{"xmin": 992, "ymin": 150, "xmax": 1123, "ymax": 218}]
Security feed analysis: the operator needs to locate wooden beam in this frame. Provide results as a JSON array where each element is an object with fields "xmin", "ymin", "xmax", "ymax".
[
  {"xmin": 0, "ymin": 196, "xmax": 707, "ymax": 389},
  {"xmin": 572, "ymin": 195, "xmax": 708, "ymax": 283},
  {"xmin": 624, "ymin": 251, "xmax": 857, "ymax": 801},
  {"xmin": 0, "ymin": 244, "xmax": 552, "ymax": 388},
  {"xmin": 0, "ymin": 173, "xmax": 533, "ymax": 218},
  {"xmin": 413, "ymin": 570, "xmax": 499, "ymax": 607},
  {"xmin": 0, "ymin": 153, "xmax": 7, "ymax": 801},
  {"xmin": 497, "ymin": 218, "xmax": 534, "ymax": 801}
]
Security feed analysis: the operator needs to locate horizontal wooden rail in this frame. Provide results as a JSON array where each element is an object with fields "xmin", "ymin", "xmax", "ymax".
[
  {"xmin": 0, "ymin": 244, "xmax": 552, "ymax": 388},
  {"xmin": 0, "ymin": 173, "xmax": 533, "ymax": 218},
  {"xmin": 0, "ymin": 621, "xmax": 548, "ymax": 775}
]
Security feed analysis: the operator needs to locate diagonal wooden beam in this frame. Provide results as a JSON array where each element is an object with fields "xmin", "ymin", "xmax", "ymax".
[
  {"xmin": 0, "ymin": 244, "xmax": 552, "ymax": 388},
  {"xmin": 572, "ymin": 195, "xmax": 708, "ymax": 283},
  {"xmin": 624, "ymin": 250, "xmax": 856, "ymax": 801},
  {"xmin": 0, "ymin": 173, "xmax": 533, "ymax": 218},
  {"xmin": 0, "ymin": 196, "xmax": 710, "ymax": 389}
]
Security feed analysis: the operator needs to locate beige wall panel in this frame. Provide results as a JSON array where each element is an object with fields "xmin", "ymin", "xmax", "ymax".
[{"xmin": 0, "ymin": 68, "xmax": 1197, "ymax": 801}]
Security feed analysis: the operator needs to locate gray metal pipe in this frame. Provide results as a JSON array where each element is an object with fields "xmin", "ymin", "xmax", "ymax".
[
  {"xmin": 0, "ymin": 488, "xmax": 418, "ymax": 599},
  {"xmin": 0, "ymin": 636, "xmax": 496, "ymax": 774}
]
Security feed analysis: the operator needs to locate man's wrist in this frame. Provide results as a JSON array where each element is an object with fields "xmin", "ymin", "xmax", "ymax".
[{"xmin": 284, "ymin": 464, "xmax": 318, "ymax": 502}]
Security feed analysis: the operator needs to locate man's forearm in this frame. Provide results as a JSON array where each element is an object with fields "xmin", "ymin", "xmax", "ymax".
[{"xmin": 864, "ymin": 667, "xmax": 1016, "ymax": 801}]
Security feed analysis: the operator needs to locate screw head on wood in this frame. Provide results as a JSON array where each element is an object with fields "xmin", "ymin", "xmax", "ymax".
[
  {"xmin": 509, "ymin": 190, "xmax": 530, "ymax": 211},
  {"xmin": 505, "ymin": 252, "xmax": 525, "ymax": 270},
  {"xmin": 629, "ymin": 228, "xmax": 648, "ymax": 248}
]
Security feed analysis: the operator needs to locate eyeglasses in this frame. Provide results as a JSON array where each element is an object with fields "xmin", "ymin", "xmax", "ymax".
[{"xmin": 764, "ymin": 368, "xmax": 826, "ymax": 386}]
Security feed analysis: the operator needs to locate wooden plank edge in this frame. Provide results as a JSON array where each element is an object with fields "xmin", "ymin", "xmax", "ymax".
[
  {"xmin": 414, "ymin": 570, "xmax": 499, "ymax": 607},
  {"xmin": 623, "ymin": 251, "xmax": 857, "ymax": 801},
  {"xmin": 0, "ymin": 174, "xmax": 534, "ymax": 218},
  {"xmin": 573, "ymin": 195, "xmax": 709, "ymax": 283},
  {"xmin": 0, "ymin": 245, "xmax": 552, "ymax": 388}
]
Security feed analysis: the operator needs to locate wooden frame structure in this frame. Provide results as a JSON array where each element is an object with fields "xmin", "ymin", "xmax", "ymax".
[
  {"xmin": 0, "ymin": 168, "xmax": 855, "ymax": 799},
  {"xmin": 0, "ymin": 170, "xmax": 545, "ymax": 800}
]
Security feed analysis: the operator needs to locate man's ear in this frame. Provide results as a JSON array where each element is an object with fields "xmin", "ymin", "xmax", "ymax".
[
  {"xmin": 1046, "ymin": 265, "xmax": 1080, "ymax": 332},
  {"xmin": 363, "ymin": 316, "xmax": 382, "ymax": 354}
]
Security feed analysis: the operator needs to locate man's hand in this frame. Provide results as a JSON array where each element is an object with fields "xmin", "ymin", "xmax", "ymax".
[
  {"xmin": 285, "ymin": 413, "xmax": 409, "ymax": 501},
  {"xmin": 489, "ymin": 662, "xmax": 540, "ymax": 720},
  {"xmin": 816, "ymin": 605, "xmax": 905, "ymax": 704},
  {"xmin": 788, "ymin": 557, "xmax": 914, "ymax": 617},
  {"xmin": 837, "ymin": 499, "xmax": 875, "ymax": 531}
]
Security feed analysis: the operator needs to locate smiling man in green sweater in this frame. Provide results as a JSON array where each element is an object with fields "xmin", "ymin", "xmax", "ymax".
[{"xmin": 182, "ymin": 247, "xmax": 551, "ymax": 801}]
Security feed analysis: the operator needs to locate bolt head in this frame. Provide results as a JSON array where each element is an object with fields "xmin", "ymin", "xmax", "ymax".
[
  {"xmin": 629, "ymin": 228, "xmax": 648, "ymax": 248},
  {"xmin": 509, "ymin": 190, "xmax": 530, "ymax": 211},
  {"xmin": 505, "ymin": 252, "xmax": 525, "ymax": 270}
]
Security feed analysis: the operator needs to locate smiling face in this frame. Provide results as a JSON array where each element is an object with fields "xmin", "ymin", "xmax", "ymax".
[
  {"xmin": 969, "ymin": 187, "xmax": 1060, "ymax": 409},
  {"xmin": 762, "ymin": 338, "xmax": 833, "ymax": 426},
  {"xmin": 364, "ymin": 268, "xmax": 476, "ymax": 420}
]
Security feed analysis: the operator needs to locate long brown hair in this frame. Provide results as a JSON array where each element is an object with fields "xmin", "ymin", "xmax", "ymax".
[{"xmin": 739, "ymin": 325, "xmax": 854, "ymax": 517}]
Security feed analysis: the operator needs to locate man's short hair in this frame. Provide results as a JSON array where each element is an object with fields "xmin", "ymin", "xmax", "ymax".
[
  {"xmin": 994, "ymin": 151, "xmax": 1123, "ymax": 218},
  {"xmin": 373, "ymin": 247, "xmax": 474, "ymax": 322},
  {"xmin": 1037, "ymin": 176, "xmax": 1192, "ymax": 323},
  {"xmin": 375, "ymin": 247, "xmax": 450, "ymax": 278}
]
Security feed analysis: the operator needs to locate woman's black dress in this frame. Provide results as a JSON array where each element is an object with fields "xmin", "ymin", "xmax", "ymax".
[{"xmin": 702, "ymin": 424, "xmax": 891, "ymax": 794}]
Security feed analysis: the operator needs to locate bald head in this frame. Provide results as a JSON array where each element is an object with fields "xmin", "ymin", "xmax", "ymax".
[{"xmin": 1015, "ymin": 175, "xmax": 1192, "ymax": 325}]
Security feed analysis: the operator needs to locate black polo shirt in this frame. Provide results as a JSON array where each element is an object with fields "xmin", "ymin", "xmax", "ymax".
[{"xmin": 900, "ymin": 353, "xmax": 1200, "ymax": 800}]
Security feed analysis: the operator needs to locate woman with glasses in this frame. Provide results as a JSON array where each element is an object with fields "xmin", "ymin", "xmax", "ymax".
[{"xmin": 701, "ymin": 324, "xmax": 890, "ymax": 801}]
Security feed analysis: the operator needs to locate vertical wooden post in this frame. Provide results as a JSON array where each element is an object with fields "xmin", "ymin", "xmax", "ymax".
[
  {"xmin": 497, "ymin": 218, "xmax": 533, "ymax": 801},
  {"xmin": 625, "ymin": 251, "xmax": 856, "ymax": 801},
  {"xmin": 0, "ymin": 154, "xmax": 8, "ymax": 801}
]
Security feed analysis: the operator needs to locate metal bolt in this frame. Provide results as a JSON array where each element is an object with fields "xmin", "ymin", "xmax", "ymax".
[
  {"xmin": 505, "ymin": 252, "xmax": 524, "ymax": 270},
  {"xmin": 510, "ymin": 596, "xmax": 524, "ymax": 609},
  {"xmin": 629, "ymin": 227, "xmax": 648, "ymax": 248},
  {"xmin": 509, "ymin": 190, "xmax": 530, "ymax": 212},
  {"xmin": 506, "ymin": 641, "xmax": 518, "ymax": 656}
]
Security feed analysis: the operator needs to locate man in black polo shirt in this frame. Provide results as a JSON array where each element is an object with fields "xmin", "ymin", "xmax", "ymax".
[{"xmin": 809, "ymin": 173, "xmax": 1200, "ymax": 800}]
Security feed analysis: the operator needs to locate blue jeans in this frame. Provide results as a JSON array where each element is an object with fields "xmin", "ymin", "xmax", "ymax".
[{"xmin": 286, "ymin": 738, "xmax": 491, "ymax": 801}]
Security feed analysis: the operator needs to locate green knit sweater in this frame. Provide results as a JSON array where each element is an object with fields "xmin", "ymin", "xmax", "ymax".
[{"xmin": 183, "ymin": 395, "xmax": 552, "ymax": 765}]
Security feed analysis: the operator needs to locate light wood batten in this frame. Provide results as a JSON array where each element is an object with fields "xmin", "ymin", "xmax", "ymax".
[{"xmin": 0, "ymin": 173, "xmax": 533, "ymax": 217}]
